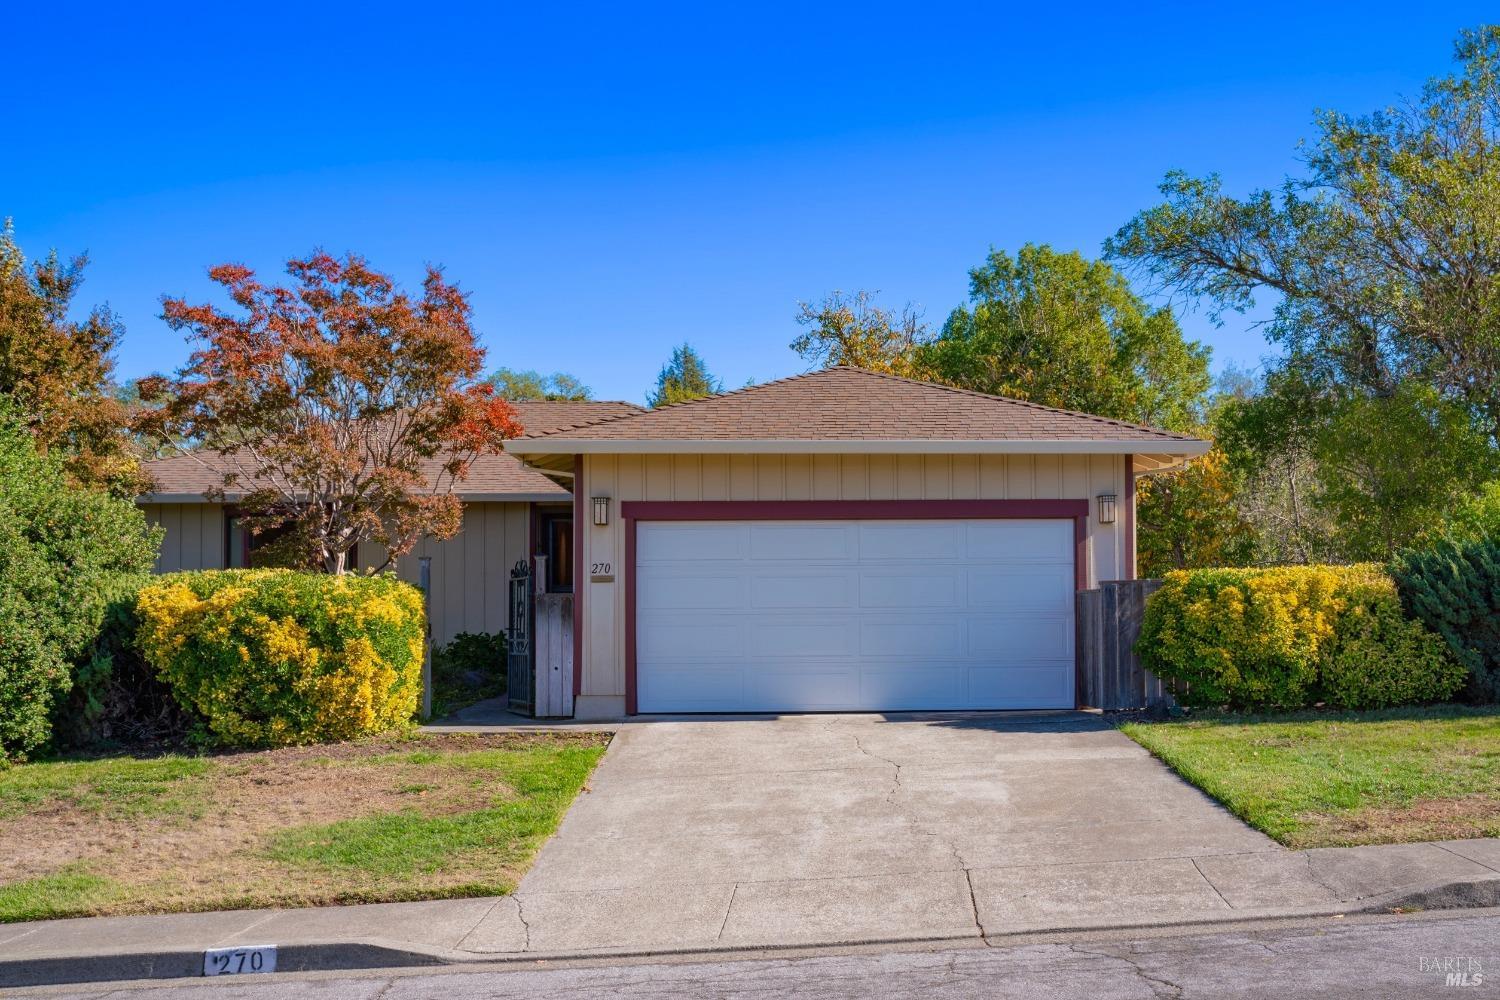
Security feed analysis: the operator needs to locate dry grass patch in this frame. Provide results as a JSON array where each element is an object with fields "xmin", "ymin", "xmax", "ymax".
[{"xmin": 0, "ymin": 732, "xmax": 607, "ymax": 921}]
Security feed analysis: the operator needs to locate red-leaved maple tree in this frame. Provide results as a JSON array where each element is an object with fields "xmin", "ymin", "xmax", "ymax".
[{"xmin": 137, "ymin": 252, "xmax": 521, "ymax": 574}]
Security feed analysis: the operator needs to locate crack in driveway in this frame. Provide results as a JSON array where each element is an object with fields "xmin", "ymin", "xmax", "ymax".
[{"xmin": 837, "ymin": 720, "xmax": 971, "ymax": 873}]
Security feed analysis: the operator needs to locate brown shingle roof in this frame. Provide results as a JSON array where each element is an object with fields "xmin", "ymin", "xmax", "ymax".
[
  {"xmin": 507, "ymin": 367, "xmax": 1206, "ymax": 452},
  {"xmin": 141, "ymin": 400, "xmax": 641, "ymax": 502}
]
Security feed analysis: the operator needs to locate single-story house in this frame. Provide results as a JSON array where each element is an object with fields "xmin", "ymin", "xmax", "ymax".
[
  {"xmin": 505, "ymin": 366, "xmax": 1208, "ymax": 719},
  {"xmin": 139, "ymin": 399, "xmax": 642, "ymax": 646}
]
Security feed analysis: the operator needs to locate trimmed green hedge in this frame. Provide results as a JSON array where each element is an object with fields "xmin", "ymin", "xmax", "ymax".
[
  {"xmin": 136, "ymin": 570, "xmax": 427, "ymax": 748},
  {"xmin": 1138, "ymin": 564, "xmax": 1464, "ymax": 710}
]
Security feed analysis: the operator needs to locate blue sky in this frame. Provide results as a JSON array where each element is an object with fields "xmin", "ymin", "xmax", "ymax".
[{"xmin": 4, "ymin": 4, "xmax": 1491, "ymax": 404}]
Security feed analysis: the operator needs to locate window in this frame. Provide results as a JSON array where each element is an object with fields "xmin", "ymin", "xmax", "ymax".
[
  {"xmin": 542, "ymin": 513, "xmax": 573, "ymax": 593},
  {"xmin": 224, "ymin": 511, "xmax": 357, "ymax": 570}
]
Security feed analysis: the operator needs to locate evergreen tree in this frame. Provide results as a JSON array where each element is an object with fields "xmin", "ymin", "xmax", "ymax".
[{"xmin": 648, "ymin": 343, "xmax": 721, "ymax": 407}]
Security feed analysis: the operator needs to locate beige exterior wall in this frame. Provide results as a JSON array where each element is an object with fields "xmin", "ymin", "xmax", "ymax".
[
  {"xmin": 381, "ymin": 502, "xmax": 535, "ymax": 647},
  {"xmin": 141, "ymin": 501, "xmax": 537, "ymax": 647},
  {"xmin": 143, "ymin": 503, "xmax": 228, "ymax": 572},
  {"xmin": 574, "ymin": 452, "xmax": 1132, "ymax": 719}
]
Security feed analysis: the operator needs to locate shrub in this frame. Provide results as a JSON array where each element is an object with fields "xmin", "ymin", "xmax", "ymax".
[
  {"xmin": 430, "ymin": 631, "xmax": 507, "ymax": 719},
  {"xmin": 1137, "ymin": 566, "xmax": 1346, "ymax": 708},
  {"xmin": 54, "ymin": 579, "xmax": 194, "ymax": 750},
  {"xmin": 136, "ymin": 570, "xmax": 427, "ymax": 747},
  {"xmin": 1318, "ymin": 572, "xmax": 1467, "ymax": 709},
  {"xmin": 0, "ymin": 418, "xmax": 160, "ymax": 759},
  {"xmin": 1138, "ymin": 564, "xmax": 1464, "ymax": 710},
  {"xmin": 1391, "ymin": 539, "xmax": 1500, "ymax": 702}
]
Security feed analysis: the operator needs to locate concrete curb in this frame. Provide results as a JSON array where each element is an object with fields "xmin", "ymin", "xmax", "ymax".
[
  {"xmin": 5, "ymin": 875, "xmax": 1500, "ymax": 989},
  {"xmin": 0, "ymin": 942, "xmax": 448, "ymax": 990},
  {"xmin": 1370, "ymin": 876, "xmax": 1500, "ymax": 914}
]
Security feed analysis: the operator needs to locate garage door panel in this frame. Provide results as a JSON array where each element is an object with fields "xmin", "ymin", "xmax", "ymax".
[
  {"xmin": 753, "ymin": 620, "xmax": 858, "ymax": 657},
  {"xmin": 749, "ymin": 523, "xmax": 855, "ymax": 560},
  {"xmin": 750, "ymin": 571, "xmax": 858, "ymax": 609},
  {"xmin": 744, "ymin": 664, "xmax": 859, "ymax": 710},
  {"xmin": 967, "ymin": 664, "xmax": 1075, "ymax": 706},
  {"xmin": 859, "ymin": 570, "xmax": 960, "ymax": 608},
  {"xmin": 861, "ymin": 619, "xmax": 964, "ymax": 657},
  {"xmin": 965, "ymin": 520, "xmax": 1074, "ymax": 560},
  {"xmin": 636, "ymin": 518, "xmax": 1075, "ymax": 713},
  {"xmin": 638, "ymin": 617, "xmax": 745, "ymax": 659},
  {"xmin": 858, "ymin": 522, "xmax": 961, "ymax": 560},
  {"xmin": 638, "ymin": 571, "xmax": 746, "ymax": 610},
  {"xmin": 638, "ymin": 523, "xmax": 744, "ymax": 561},
  {"xmin": 967, "ymin": 566, "xmax": 1073, "ymax": 608},
  {"xmin": 859, "ymin": 666, "xmax": 963, "ymax": 710},
  {"xmin": 638, "ymin": 667, "xmax": 744, "ymax": 713},
  {"xmin": 968, "ymin": 615, "xmax": 1073, "ymax": 659}
]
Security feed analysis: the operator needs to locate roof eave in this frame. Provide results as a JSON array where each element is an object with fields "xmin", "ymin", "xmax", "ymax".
[
  {"xmin": 138, "ymin": 490, "xmax": 572, "ymax": 505},
  {"xmin": 505, "ymin": 438, "xmax": 1211, "ymax": 457}
]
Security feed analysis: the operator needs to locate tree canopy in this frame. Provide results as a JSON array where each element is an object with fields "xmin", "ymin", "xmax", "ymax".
[
  {"xmin": 0, "ymin": 221, "xmax": 145, "ymax": 495},
  {"xmin": 648, "ymin": 343, "xmax": 721, "ymax": 407},
  {"xmin": 137, "ymin": 252, "xmax": 520, "ymax": 574},
  {"xmin": 487, "ymin": 367, "xmax": 592, "ymax": 401},
  {"xmin": 1108, "ymin": 25, "xmax": 1500, "ymax": 560},
  {"xmin": 792, "ymin": 291, "xmax": 925, "ymax": 375},
  {"xmin": 921, "ymin": 245, "xmax": 1211, "ymax": 432}
]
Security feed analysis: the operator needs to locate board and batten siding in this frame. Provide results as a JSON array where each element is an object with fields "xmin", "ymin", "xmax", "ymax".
[
  {"xmin": 143, "ymin": 503, "xmax": 228, "ymax": 572},
  {"xmin": 140, "ymin": 501, "xmax": 532, "ymax": 647},
  {"xmin": 575, "ymin": 452, "xmax": 1132, "ymax": 719}
]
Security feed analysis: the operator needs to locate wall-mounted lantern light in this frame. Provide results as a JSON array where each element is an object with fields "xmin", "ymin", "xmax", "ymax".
[
  {"xmin": 592, "ymin": 496, "xmax": 611, "ymax": 526},
  {"xmin": 1097, "ymin": 493, "xmax": 1118, "ymax": 525}
]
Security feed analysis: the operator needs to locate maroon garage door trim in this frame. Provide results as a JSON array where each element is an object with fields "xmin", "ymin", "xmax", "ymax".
[{"xmin": 620, "ymin": 499, "xmax": 1091, "ymax": 715}]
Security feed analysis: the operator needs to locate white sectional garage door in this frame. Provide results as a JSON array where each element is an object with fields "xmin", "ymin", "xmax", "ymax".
[{"xmin": 635, "ymin": 519, "xmax": 1075, "ymax": 713}]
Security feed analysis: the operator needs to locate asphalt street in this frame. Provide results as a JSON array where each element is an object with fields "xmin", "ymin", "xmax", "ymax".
[{"xmin": 13, "ymin": 910, "xmax": 1499, "ymax": 1000}]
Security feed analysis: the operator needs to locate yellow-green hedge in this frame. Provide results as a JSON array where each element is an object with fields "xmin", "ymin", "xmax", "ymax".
[
  {"xmin": 1138, "ymin": 564, "xmax": 1464, "ymax": 710},
  {"xmin": 136, "ymin": 570, "xmax": 426, "ymax": 747}
]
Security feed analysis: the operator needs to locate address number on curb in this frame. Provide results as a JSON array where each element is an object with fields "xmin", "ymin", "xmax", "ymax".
[{"xmin": 203, "ymin": 945, "xmax": 277, "ymax": 976}]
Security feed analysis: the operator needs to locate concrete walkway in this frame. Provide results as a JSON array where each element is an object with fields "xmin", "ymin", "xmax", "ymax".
[{"xmin": 4, "ymin": 712, "xmax": 1500, "ymax": 987}]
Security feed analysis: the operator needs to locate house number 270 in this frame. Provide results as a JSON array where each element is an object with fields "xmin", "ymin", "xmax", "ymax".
[{"xmin": 591, "ymin": 563, "xmax": 612, "ymax": 575}]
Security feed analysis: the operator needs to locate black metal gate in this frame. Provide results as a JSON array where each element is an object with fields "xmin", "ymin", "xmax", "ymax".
[{"xmin": 507, "ymin": 559, "xmax": 534, "ymax": 715}]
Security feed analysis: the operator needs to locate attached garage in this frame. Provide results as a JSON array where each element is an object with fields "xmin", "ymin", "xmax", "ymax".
[
  {"xmin": 632, "ymin": 510, "xmax": 1081, "ymax": 713},
  {"xmin": 504, "ymin": 366, "xmax": 1210, "ymax": 720}
]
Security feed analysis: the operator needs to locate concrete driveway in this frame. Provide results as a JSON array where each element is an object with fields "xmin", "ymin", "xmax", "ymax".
[{"xmin": 455, "ymin": 712, "xmax": 1281, "ymax": 954}]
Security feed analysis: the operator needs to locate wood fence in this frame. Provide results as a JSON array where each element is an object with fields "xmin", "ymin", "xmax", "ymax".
[
  {"xmin": 533, "ymin": 593, "xmax": 575, "ymax": 718},
  {"xmin": 1076, "ymin": 579, "xmax": 1176, "ymax": 711}
]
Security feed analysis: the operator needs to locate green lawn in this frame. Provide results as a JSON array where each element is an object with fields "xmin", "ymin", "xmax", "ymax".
[
  {"xmin": 1121, "ymin": 705, "xmax": 1500, "ymax": 848},
  {"xmin": 0, "ymin": 732, "xmax": 607, "ymax": 922},
  {"xmin": 0, "ymin": 755, "xmax": 212, "ymax": 821}
]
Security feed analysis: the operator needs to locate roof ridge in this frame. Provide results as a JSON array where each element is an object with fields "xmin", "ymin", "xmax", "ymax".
[
  {"xmin": 510, "ymin": 398, "xmax": 643, "ymax": 407},
  {"xmin": 827, "ymin": 365, "xmax": 1197, "ymax": 441},
  {"xmin": 513, "ymin": 365, "xmax": 1201, "ymax": 444},
  {"xmin": 519, "ymin": 369, "xmax": 832, "ymax": 438},
  {"xmin": 510, "ymin": 399, "xmax": 647, "ymax": 437}
]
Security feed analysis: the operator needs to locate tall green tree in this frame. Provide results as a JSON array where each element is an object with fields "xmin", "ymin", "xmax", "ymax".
[
  {"xmin": 919, "ymin": 245, "xmax": 1211, "ymax": 431},
  {"xmin": 0, "ymin": 221, "xmax": 144, "ymax": 494},
  {"xmin": 1108, "ymin": 27, "xmax": 1500, "ymax": 558},
  {"xmin": 648, "ymin": 343, "xmax": 721, "ymax": 408},
  {"xmin": 487, "ymin": 367, "xmax": 593, "ymax": 401}
]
